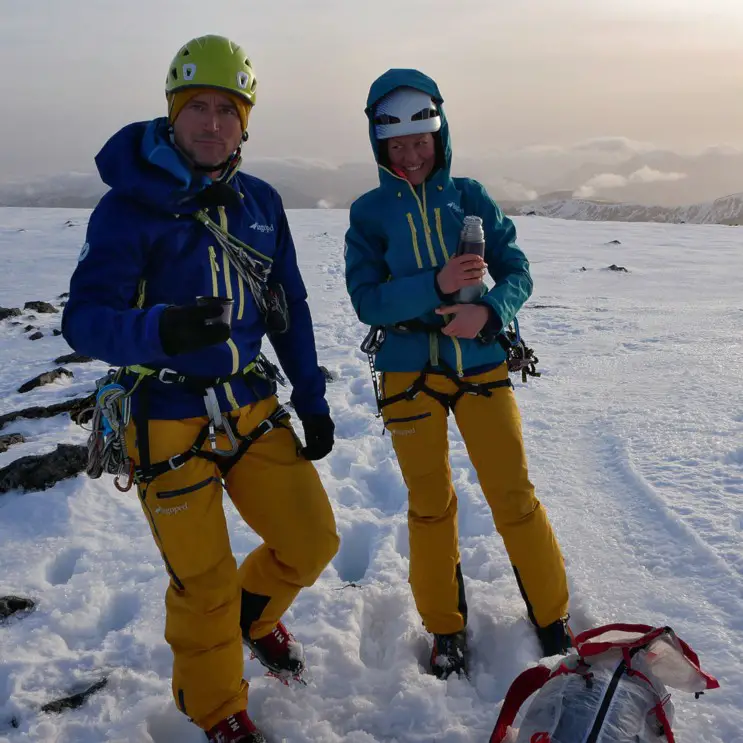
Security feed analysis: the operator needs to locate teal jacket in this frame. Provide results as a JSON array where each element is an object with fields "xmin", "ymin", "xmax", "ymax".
[{"xmin": 344, "ymin": 69, "xmax": 533, "ymax": 375}]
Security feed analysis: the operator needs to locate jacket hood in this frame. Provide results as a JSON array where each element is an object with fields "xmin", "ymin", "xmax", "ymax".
[
  {"xmin": 95, "ymin": 118, "xmax": 214, "ymax": 213},
  {"xmin": 365, "ymin": 69, "xmax": 452, "ymax": 182}
]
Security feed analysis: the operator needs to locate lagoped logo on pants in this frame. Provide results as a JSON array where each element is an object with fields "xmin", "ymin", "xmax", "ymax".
[
  {"xmin": 250, "ymin": 222, "xmax": 275, "ymax": 233},
  {"xmin": 155, "ymin": 502, "xmax": 188, "ymax": 516}
]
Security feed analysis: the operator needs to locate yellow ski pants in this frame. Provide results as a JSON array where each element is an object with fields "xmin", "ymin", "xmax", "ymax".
[
  {"xmin": 125, "ymin": 395, "xmax": 339, "ymax": 730},
  {"xmin": 381, "ymin": 363, "xmax": 568, "ymax": 635}
]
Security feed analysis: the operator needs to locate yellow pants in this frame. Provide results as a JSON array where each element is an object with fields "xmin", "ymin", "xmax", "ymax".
[
  {"xmin": 381, "ymin": 364, "xmax": 568, "ymax": 635},
  {"xmin": 125, "ymin": 395, "xmax": 339, "ymax": 730}
]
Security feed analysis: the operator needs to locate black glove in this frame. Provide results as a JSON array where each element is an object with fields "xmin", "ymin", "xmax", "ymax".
[
  {"xmin": 299, "ymin": 413, "xmax": 335, "ymax": 461},
  {"xmin": 159, "ymin": 304, "xmax": 231, "ymax": 357}
]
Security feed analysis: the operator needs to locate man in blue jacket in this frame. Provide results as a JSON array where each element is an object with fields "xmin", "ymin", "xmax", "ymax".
[{"xmin": 63, "ymin": 35, "xmax": 338, "ymax": 743}]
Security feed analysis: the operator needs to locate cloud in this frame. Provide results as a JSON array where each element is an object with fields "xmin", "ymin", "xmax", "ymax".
[
  {"xmin": 628, "ymin": 166, "xmax": 687, "ymax": 184},
  {"xmin": 515, "ymin": 137, "xmax": 657, "ymax": 160},
  {"xmin": 573, "ymin": 167, "xmax": 687, "ymax": 198},
  {"xmin": 569, "ymin": 136, "xmax": 657, "ymax": 156}
]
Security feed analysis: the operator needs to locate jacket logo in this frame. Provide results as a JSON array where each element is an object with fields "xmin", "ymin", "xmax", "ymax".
[
  {"xmin": 448, "ymin": 202, "xmax": 464, "ymax": 214},
  {"xmin": 78, "ymin": 242, "xmax": 90, "ymax": 262},
  {"xmin": 250, "ymin": 222, "xmax": 275, "ymax": 233}
]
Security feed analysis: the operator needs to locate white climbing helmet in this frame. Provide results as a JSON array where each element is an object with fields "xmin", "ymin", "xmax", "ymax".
[{"xmin": 373, "ymin": 86, "xmax": 441, "ymax": 140}]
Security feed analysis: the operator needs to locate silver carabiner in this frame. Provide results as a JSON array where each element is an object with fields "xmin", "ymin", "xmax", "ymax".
[{"xmin": 203, "ymin": 387, "xmax": 240, "ymax": 457}]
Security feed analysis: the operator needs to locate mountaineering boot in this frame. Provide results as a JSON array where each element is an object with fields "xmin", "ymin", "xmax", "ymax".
[
  {"xmin": 245, "ymin": 621, "xmax": 306, "ymax": 678},
  {"xmin": 537, "ymin": 616, "xmax": 572, "ymax": 656},
  {"xmin": 206, "ymin": 710, "xmax": 266, "ymax": 743},
  {"xmin": 430, "ymin": 629, "xmax": 468, "ymax": 679}
]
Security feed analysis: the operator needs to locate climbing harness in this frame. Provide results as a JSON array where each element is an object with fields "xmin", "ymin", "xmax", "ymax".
[
  {"xmin": 82, "ymin": 353, "xmax": 288, "ymax": 490},
  {"xmin": 360, "ymin": 316, "xmax": 540, "ymax": 418}
]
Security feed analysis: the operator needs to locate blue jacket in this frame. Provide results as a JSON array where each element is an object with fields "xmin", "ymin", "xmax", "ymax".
[
  {"xmin": 63, "ymin": 118, "xmax": 328, "ymax": 420},
  {"xmin": 344, "ymin": 69, "xmax": 533, "ymax": 375}
]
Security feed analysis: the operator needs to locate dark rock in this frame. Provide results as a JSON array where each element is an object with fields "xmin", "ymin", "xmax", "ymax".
[
  {"xmin": 0, "ymin": 433, "xmax": 25, "ymax": 453},
  {"xmin": 24, "ymin": 325, "xmax": 36, "ymax": 332},
  {"xmin": 0, "ymin": 596, "xmax": 35, "ymax": 621},
  {"xmin": 28, "ymin": 331, "xmax": 44, "ymax": 341},
  {"xmin": 0, "ymin": 307, "xmax": 22, "ymax": 321},
  {"xmin": 10, "ymin": 321, "xmax": 22, "ymax": 326},
  {"xmin": 607, "ymin": 240, "xmax": 622, "ymax": 245},
  {"xmin": 320, "ymin": 365, "xmax": 336, "ymax": 383},
  {"xmin": 579, "ymin": 267, "xmax": 587, "ymax": 272},
  {"xmin": 58, "ymin": 292, "xmax": 70, "ymax": 299},
  {"xmin": 0, "ymin": 392, "xmax": 96, "ymax": 432},
  {"xmin": 525, "ymin": 210, "xmax": 537, "ymax": 216},
  {"xmin": 54, "ymin": 352, "xmax": 93, "ymax": 365},
  {"xmin": 608, "ymin": 264, "xmax": 628, "ymax": 272},
  {"xmin": 53, "ymin": 329, "xmax": 62, "ymax": 336},
  {"xmin": 59, "ymin": 301, "xmax": 67, "ymax": 307},
  {"xmin": 18, "ymin": 368, "xmax": 74, "ymax": 394},
  {"xmin": 24, "ymin": 301, "xmax": 58, "ymax": 314},
  {"xmin": 0, "ymin": 443, "xmax": 88, "ymax": 495},
  {"xmin": 41, "ymin": 678, "xmax": 108, "ymax": 714}
]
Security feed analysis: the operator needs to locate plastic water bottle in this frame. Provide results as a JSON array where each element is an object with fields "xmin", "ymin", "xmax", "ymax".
[{"xmin": 453, "ymin": 215, "xmax": 486, "ymax": 304}]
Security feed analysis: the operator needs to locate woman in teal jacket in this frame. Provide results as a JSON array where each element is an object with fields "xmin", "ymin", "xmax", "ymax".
[{"xmin": 344, "ymin": 69, "xmax": 570, "ymax": 678}]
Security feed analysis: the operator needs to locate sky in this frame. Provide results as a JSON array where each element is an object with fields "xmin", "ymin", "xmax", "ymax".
[{"xmin": 2, "ymin": 0, "xmax": 743, "ymax": 180}]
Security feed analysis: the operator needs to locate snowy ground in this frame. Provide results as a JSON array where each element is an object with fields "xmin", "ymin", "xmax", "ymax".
[{"xmin": 0, "ymin": 207, "xmax": 741, "ymax": 743}]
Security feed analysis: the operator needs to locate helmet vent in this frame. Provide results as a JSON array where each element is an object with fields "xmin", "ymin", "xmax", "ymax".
[
  {"xmin": 374, "ymin": 113, "xmax": 401, "ymax": 126},
  {"xmin": 412, "ymin": 105, "xmax": 438, "ymax": 122}
]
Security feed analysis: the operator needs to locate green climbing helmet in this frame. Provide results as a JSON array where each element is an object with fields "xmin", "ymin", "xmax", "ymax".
[{"xmin": 165, "ymin": 34, "xmax": 257, "ymax": 106}]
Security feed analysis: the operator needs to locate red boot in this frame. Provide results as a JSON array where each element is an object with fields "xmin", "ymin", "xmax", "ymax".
[
  {"xmin": 206, "ymin": 710, "xmax": 266, "ymax": 743},
  {"xmin": 245, "ymin": 620, "xmax": 306, "ymax": 679}
]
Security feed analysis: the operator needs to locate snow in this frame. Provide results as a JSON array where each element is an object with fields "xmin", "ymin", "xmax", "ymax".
[{"xmin": 1, "ymin": 207, "xmax": 742, "ymax": 742}]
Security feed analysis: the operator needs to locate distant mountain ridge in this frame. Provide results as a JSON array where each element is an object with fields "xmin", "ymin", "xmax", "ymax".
[
  {"xmin": 503, "ymin": 191, "xmax": 743, "ymax": 225},
  {"xmin": 3, "ymin": 165, "xmax": 743, "ymax": 226}
]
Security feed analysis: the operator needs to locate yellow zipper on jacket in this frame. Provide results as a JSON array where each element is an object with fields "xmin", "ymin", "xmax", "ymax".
[
  {"xmin": 434, "ymin": 208, "xmax": 451, "ymax": 260},
  {"xmin": 405, "ymin": 213, "xmax": 424, "ymax": 269},
  {"xmin": 381, "ymin": 165, "xmax": 438, "ymax": 268},
  {"xmin": 218, "ymin": 206, "xmax": 246, "ymax": 320},
  {"xmin": 418, "ymin": 184, "xmax": 437, "ymax": 267}
]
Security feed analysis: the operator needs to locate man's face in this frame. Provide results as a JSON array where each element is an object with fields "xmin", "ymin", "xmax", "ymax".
[{"xmin": 172, "ymin": 91, "xmax": 243, "ymax": 173}]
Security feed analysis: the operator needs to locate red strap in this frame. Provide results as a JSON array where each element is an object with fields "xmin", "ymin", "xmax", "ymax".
[
  {"xmin": 653, "ymin": 700, "xmax": 676, "ymax": 743},
  {"xmin": 491, "ymin": 665, "xmax": 551, "ymax": 743},
  {"xmin": 676, "ymin": 636, "xmax": 720, "ymax": 690}
]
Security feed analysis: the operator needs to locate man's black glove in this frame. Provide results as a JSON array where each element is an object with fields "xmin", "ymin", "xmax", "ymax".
[
  {"xmin": 299, "ymin": 413, "xmax": 335, "ymax": 461},
  {"xmin": 159, "ymin": 304, "xmax": 231, "ymax": 357}
]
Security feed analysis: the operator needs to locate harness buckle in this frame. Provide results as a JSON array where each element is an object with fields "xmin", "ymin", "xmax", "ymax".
[
  {"xmin": 157, "ymin": 368, "xmax": 178, "ymax": 384},
  {"xmin": 168, "ymin": 454, "xmax": 186, "ymax": 471}
]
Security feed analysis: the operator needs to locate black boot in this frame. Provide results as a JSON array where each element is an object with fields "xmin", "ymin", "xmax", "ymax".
[
  {"xmin": 430, "ymin": 629, "xmax": 468, "ymax": 679},
  {"xmin": 536, "ymin": 617, "xmax": 571, "ymax": 656}
]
